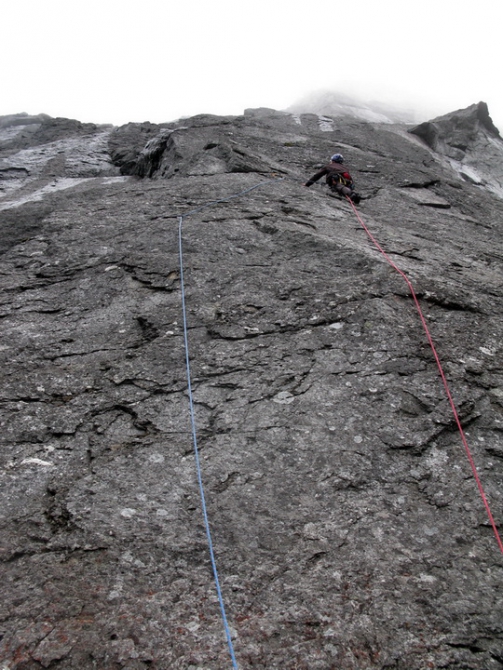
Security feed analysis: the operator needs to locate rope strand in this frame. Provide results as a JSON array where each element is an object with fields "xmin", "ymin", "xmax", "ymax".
[
  {"xmin": 177, "ymin": 177, "xmax": 284, "ymax": 668},
  {"xmin": 178, "ymin": 213, "xmax": 238, "ymax": 668},
  {"xmin": 345, "ymin": 196, "xmax": 503, "ymax": 554}
]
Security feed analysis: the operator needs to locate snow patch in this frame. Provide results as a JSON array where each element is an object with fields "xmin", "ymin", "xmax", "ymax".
[
  {"xmin": 0, "ymin": 175, "xmax": 130, "ymax": 211},
  {"xmin": 318, "ymin": 116, "xmax": 334, "ymax": 132},
  {"xmin": 0, "ymin": 129, "xmax": 119, "ymax": 207},
  {"xmin": 0, "ymin": 178, "xmax": 94, "ymax": 210},
  {"xmin": 443, "ymin": 136, "xmax": 503, "ymax": 200},
  {"xmin": 0, "ymin": 124, "xmax": 38, "ymax": 143},
  {"xmin": 101, "ymin": 176, "xmax": 130, "ymax": 185},
  {"xmin": 21, "ymin": 457, "xmax": 54, "ymax": 467},
  {"xmin": 459, "ymin": 165, "xmax": 483, "ymax": 185}
]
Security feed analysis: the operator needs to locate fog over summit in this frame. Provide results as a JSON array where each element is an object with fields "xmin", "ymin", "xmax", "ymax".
[
  {"xmin": 288, "ymin": 90, "xmax": 423, "ymax": 125},
  {"xmin": 1, "ymin": 100, "xmax": 503, "ymax": 669}
]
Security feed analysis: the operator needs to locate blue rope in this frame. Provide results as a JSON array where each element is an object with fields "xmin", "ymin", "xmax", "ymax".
[
  {"xmin": 178, "ymin": 219, "xmax": 237, "ymax": 667},
  {"xmin": 177, "ymin": 177, "xmax": 283, "ymax": 669}
]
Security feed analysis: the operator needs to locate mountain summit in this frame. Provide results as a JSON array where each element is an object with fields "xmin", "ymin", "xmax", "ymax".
[
  {"xmin": 288, "ymin": 90, "xmax": 421, "ymax": 124},
  {"xmin": 1, "ymin": 103, "xmax": 503, "ymax": 669}
]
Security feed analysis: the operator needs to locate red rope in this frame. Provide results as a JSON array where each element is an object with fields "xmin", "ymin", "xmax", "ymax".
[{"xmin": 346, "ymin": 196, "xmax": 503, "ymax": 554}]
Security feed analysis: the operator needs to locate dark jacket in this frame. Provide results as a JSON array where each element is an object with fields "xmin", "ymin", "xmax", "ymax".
[{"xmin": 305, "ymin": 162, "xmax": 353, "ymax": 187}]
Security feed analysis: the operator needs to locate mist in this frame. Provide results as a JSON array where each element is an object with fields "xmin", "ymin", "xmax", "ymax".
[{"xmin": 2, "ymin": 0, "xmax": 503, "ymax": 132}]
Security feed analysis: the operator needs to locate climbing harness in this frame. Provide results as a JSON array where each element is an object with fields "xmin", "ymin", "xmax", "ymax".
[
  {"xmin": 178, "ymin": 177, "xmax": 283, "ymax": 669},
  {"xmin": 344, "ymin": 195, "xmax": 503, "ymax": 555},
  {"xmin": 328, "ymin": 172, "xmax": 353, "ymax": 190}
]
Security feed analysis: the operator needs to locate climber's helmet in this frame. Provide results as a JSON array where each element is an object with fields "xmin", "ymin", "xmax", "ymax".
[{"xmin": 331, "ymin": 154, "xmax": 344, "ymax": 163}]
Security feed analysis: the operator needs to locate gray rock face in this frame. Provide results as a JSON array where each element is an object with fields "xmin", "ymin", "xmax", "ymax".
[
  {"xmin": 1, "ymin": 106, "xmax": 503, "ymax": 669},
  {"xmin": 409, "ymin": 102, "xmax": 503, "ymax": 198}
]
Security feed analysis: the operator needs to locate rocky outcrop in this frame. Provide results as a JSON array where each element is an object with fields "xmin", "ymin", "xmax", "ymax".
[
  {"xmin": 410, "ymin": 102, "xmax": 500, "ymax": 155},
  {"xmin": 108, "ymin": 121, "xmax": 171, "ymax": 175},
  {"xmin": 110, "ymin": 113, "xmax": 287, "ymax": 179},
  {"xmin": 410, "ymin": 102, "xmax": 503, "ymax": 198},
  {"xmin": 1, "ymin": 105, "xmax": 503, "ymax": 669}
]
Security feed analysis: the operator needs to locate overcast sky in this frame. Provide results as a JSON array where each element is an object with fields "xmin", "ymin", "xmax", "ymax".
[{"xmin": 3, "ymin": 0, "xmax": 503, "ymax": 130}]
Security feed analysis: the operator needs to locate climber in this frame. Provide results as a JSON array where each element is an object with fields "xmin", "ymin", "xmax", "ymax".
[{"xmin": 304, "ymin": 153, "xmax": 361, "ymax": 204}]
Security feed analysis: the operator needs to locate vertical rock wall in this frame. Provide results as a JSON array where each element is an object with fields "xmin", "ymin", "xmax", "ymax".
[{"xmin": 1, "ymin": 108, "xmax": 503, "ymax": 669}]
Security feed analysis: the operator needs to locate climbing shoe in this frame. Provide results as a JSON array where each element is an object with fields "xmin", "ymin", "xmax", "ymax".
[{"xmin": 350, "ymin": 192, "xmax": 361, "ymax": 204}]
